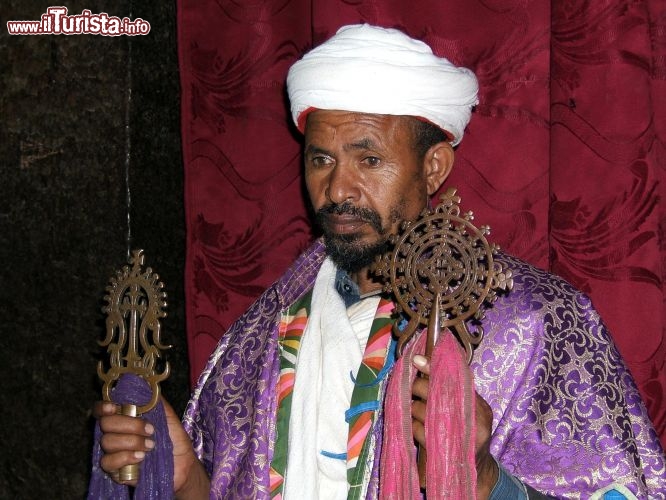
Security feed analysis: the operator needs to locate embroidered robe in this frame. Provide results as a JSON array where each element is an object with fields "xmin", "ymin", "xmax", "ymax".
[{"xmin": 182, "ymin": 239, "xmax": 666, "ymax": 499}]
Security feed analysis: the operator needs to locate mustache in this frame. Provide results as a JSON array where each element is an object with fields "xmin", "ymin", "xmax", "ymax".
[{"xmin": 316, "ymin": 201, "xmax": 383, "ymax": 233}]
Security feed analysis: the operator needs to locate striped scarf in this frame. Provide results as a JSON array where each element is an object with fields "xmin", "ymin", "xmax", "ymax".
[{"xmin": 269, "ymin": 290, "xmax": 395, "ymax": 499}]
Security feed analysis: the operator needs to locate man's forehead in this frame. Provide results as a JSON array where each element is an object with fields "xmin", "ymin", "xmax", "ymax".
[
  {"xmin": 304, "ymin": 110, "xmax": 411, "ymax": 136},
  {"xmin": 303, "ymin": 112, "xmax": 415, "ymax": 155}
]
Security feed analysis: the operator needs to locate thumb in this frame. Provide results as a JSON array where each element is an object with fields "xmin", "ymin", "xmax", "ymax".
[{"xmin": 413, "ymin": 354, "xmax": 431, "ymax": 376}]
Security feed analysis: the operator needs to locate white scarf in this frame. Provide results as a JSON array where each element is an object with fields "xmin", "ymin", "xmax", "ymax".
[{"xmin": 283, "ymin": 257, "xmax": 380, "ymax": 499}]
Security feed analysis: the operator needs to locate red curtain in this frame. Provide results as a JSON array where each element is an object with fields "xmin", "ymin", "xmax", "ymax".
[{"xmin": 178, "ymin": 0, "xmax": 666, "ymax": 446}]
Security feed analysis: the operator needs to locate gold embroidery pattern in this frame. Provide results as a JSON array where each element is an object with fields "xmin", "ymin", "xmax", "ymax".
[{"xmin": 472, "ymin": 255, "xmax": 665, "ymax": 497}]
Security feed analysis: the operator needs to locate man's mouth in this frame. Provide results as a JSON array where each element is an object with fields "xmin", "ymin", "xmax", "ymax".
[
  {"xmin": 325, "ymin": 213, "xmax": 369, "ymax": 234},
  {"xmin": 316, "ymin": 201, "xmax": 383, "ymax": 236}
]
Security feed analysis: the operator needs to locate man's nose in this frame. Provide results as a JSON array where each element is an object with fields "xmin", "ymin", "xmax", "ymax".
[{"xmin": 325, "ymin": 163, "xmax": 360, "ymax": 204}]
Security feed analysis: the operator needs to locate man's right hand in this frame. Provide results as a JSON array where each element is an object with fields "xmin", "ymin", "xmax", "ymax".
[{"xmin": 93, "ymin": 398, "xmax": 210, "ymax": 499}]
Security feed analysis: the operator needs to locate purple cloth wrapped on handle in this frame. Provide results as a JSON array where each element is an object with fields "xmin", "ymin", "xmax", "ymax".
[{"xmin": 88, "ymin": 374, "xmax": 174, "ymax": 500}]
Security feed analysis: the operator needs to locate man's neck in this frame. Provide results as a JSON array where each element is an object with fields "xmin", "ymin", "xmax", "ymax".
[{"xmin": 349, "ymin": 267, "xmax": 383, "ymax": 296}]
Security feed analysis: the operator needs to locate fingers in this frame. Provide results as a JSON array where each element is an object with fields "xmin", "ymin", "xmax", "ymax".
[
  {"xmin": 411, "ymin": 358, "xmax": 494, "ymax": 455},
  {"xmin": 99, "ymin": 423, "xmax": 155, "ymax": 454},
  {"xmin": 411, "ymin": 400, "xmax": 426, "ymax": 447},
  {"xmin": 98, "ymin": 409, "xmax": 155, "ymax": 439},
  {"xmin": 100, "ymin": 449, "xmax": 147, "ymax": 486},
  {"xmin": 412, "ymin": 354, "xmax": 430, "ymax": 376},
  {"xmin": 94, "ymin": 402, "xmax": 155, "ymax": 484},
  {"xmin": 92, "ymin": 401, "xmax": 118, "ymax": 419},
  {"xmin": 412, "ymin": 355, "xmax": 431, "ymax": 448},
  {"xmin": 99, "ymin": 428, "xmax": 154, "ymax": 485},
  {"xmin": 412, "ymin": 354, "xmax": 430, "ymax": 402}
]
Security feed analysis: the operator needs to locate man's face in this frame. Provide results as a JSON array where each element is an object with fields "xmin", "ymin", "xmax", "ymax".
[{"xmin": 304, "ymin": 110, "xmax": 431, "ymax": 273}]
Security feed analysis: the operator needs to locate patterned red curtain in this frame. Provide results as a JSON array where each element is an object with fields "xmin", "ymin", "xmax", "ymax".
[{"xmin": 177, "ymin": 0, "xmax": 666, "ymax": 446}]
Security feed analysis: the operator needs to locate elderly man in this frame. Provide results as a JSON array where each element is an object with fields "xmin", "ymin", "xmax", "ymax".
[{"xmin": 92, "ymin": 25, "xmax": 666, "ymax": 499}]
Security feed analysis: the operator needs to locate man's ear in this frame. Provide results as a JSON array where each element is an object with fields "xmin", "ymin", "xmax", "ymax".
[{"xmin": 424, "ymin": 141, "xmax": 454, "ymax": 195}]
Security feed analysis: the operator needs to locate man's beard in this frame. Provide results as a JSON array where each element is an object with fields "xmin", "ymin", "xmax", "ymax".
[{"xmin": 315, "ymin": 201, "xmax": 392, "ymax": 274}]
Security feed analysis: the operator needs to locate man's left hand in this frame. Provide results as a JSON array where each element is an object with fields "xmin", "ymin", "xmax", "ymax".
[{"xmin": 411, "ymin": 354, "xmax": 499, "ymax": 499}]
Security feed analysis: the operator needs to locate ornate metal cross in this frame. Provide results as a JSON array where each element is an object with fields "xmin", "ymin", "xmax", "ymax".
[
  {"xmin": 374, "ymin": 187, "xmax": 513, "ymax": 362},
  {"xmin": 97, "ymin": 249, "xmax": 170, "ymax": 481}
]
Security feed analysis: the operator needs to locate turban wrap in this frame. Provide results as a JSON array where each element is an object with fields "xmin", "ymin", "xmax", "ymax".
[{"xmin": 287, "ymin": 24, "xmax": 479, "ymax": 146}]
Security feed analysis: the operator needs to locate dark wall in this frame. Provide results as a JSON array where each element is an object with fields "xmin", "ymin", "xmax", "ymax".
[{"xmin": 0, "ymin": 2, "xmax": 189, "ymax": 497}]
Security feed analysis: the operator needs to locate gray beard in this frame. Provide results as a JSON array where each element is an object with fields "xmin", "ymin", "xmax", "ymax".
[
  {"xmin": 322, "ymin": 232, "xmax": 389, "ymax": 274},
  {"xmin": 314, "ymin": 200, "xmax": 399, "ymax": 274}
]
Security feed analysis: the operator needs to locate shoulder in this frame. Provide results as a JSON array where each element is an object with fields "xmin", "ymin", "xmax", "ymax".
[
  {"xmin": 485, "ymin": 252, "xmax": 606, "ymax": 344},
  {"xmin": 273, "ymin": 238, "xmax": 326, "ymax": 305},
  {"xmin": 225, "ymin": 238, "xmax": 326, "ymax": 320},
  {"xmin": 184, "ymin": 239, "xmax": 325, "ymax": 423},
  {"xmin": 472, "ymin": 250, "xmax": 622, "ymax": 410},
  {"xmin": 494, "ymin": 252, "xmax": 596, "ymax": 311},
  {"xmin": 475, "ymin": 253, "xmax": 666, "ymax": 498}
]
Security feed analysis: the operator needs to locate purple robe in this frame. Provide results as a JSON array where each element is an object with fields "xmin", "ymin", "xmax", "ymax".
[{"xmin": 182, "ymin": 239, "xmax": 666, "ymax": 498}]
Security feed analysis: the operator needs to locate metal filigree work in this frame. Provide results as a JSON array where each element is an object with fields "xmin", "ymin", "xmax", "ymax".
[
  {"xmin": 98, "ymin": 249, "xmax": 170, "ymax": 415},
  {"xmin": 374, "ymin": 188, "xmax": 513, "ymax": 363}
]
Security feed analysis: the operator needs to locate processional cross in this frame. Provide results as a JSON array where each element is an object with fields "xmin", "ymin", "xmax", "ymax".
[
  {"xmin": 373, "ymin": 187, "xmax": 513, "ymax": 487},
  {"xmin": 97, "ymin": 249, "xmax": 170, "ymax": 481}
]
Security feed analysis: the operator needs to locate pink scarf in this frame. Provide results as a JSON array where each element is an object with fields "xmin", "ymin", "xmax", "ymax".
[{"xmin": 380, "ymin": 330, "xmax": 477, "ymax": 498}]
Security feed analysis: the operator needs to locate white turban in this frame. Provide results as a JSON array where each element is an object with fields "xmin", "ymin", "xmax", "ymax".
[{"xmin": 286, "ymin": 24, "xmax": 479, "ymax": 146}]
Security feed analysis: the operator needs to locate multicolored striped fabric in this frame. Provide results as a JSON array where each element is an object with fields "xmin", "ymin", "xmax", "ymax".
[
  {"xmin": 346, "ymin": 298, "xmax": 395, "ymax": 500},
  {"xmin": 269, "ymin": 293, "xmax": 395, "ymax": 499},
  {"xmin": 270, "ymin": 290, "xmax": 312, "ymax": 499}
]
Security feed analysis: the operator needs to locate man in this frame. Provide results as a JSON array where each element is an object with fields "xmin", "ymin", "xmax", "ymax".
[{"xmin": 92, "ymin": 25, "xmax": 666, "ymax": 499}]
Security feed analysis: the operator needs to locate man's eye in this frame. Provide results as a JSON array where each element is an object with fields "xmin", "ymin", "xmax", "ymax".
[
  {"xmin": 363, "ymin": 156, "xmax": 381, "ymax": 167},
  {"xmin": 311, "ymin": 156, "xmax": 332, "ymax": 167}
]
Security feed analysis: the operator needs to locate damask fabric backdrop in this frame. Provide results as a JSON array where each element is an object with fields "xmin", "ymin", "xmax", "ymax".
[{"xmin": 178, "ymin": 1, "xmax": 665, "ymax": 445}]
